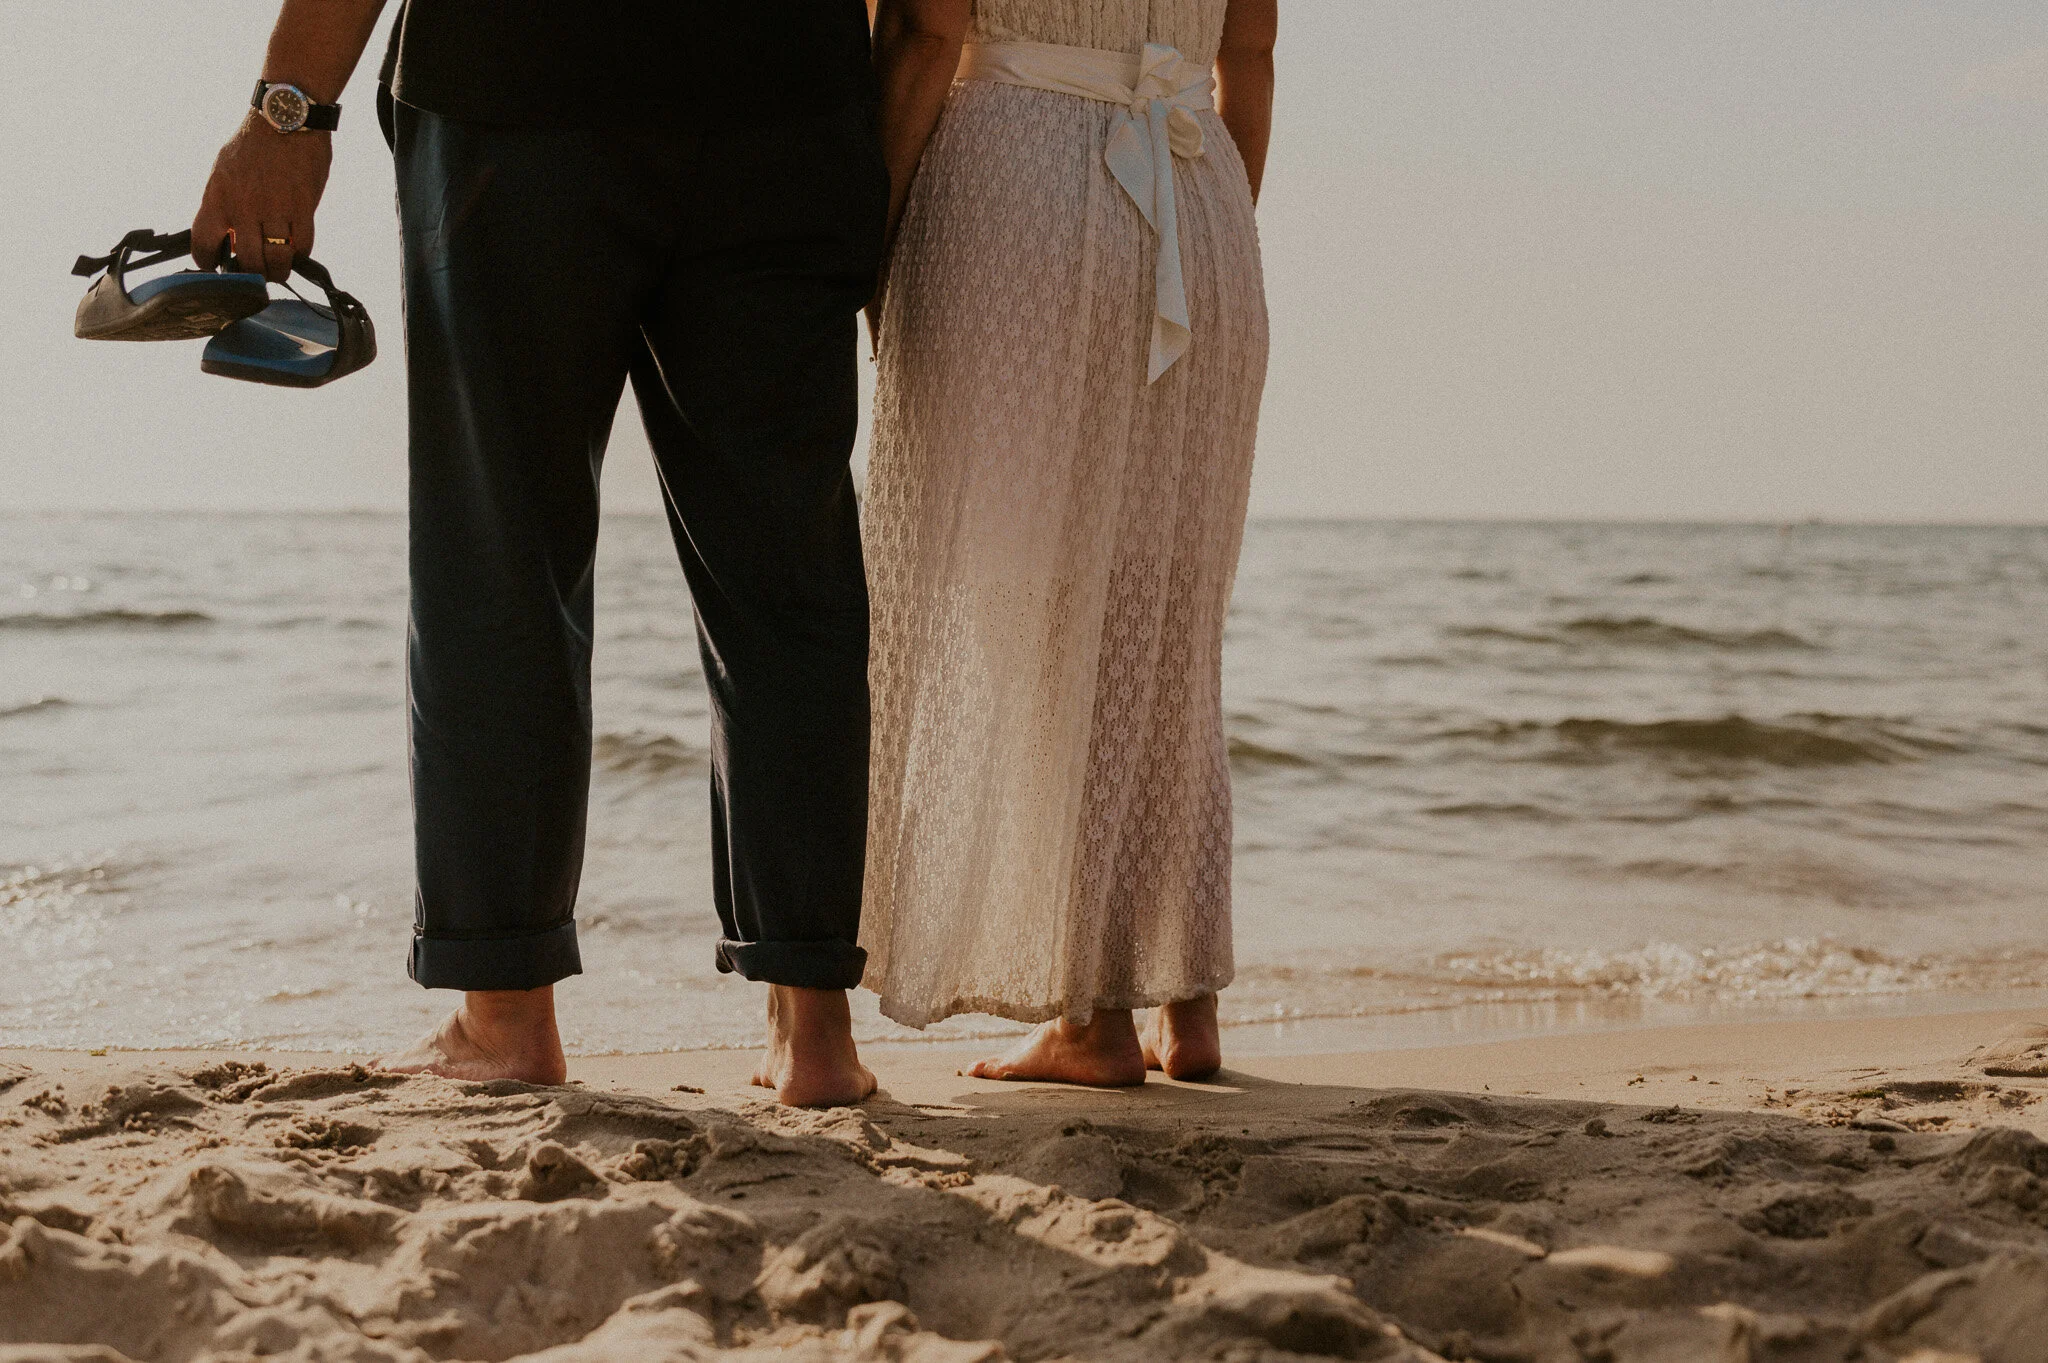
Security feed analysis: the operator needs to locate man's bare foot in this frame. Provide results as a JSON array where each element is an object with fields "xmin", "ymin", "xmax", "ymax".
[
  {"xmin": 1141, "ymin": 995, "xmax": 1223, "ymax": 1081},
  {"xmin": 375, "ymin": 987, "xmax": 568, "ymax": 1084},
  {"xmin": 751, "ymin": 985, "xmax": 877, "ymax": 1107},
  {"xmin": 968, "ymin": 1010, "xmax": 1147, "ymax": 1086}
]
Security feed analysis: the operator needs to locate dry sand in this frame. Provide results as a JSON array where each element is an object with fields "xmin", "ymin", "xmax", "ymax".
[{"xmin": 4, "ymin": 1006, "xmax": 2048, "ymax": 1362}]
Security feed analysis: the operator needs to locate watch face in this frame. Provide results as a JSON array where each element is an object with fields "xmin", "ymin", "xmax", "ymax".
[{"xmin": 263, "ymin": 85, "xmax": 309, "ymax": 132}]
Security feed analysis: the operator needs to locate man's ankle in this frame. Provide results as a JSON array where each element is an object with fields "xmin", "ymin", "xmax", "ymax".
[
  {"xmin": 767, "ymin": 986, "xmax": 856, "ymax": 1046},
  {"xmin": 461, "ymin": 986, "xmax": 558, "ymax": 1040}
]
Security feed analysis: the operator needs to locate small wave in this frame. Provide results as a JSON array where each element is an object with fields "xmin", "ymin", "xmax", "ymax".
[
  {"xmin": 1422, "ymin": 801, "xmax": 1565, "ymax": 822},
  {"xmin": 1602, "ymin": 853, "xmax": 1912, "ymax": 907},
  {"xmin": 1227, "ymin": 736, "xmax": 1395, "ymax": 773},
  {"xmin": 593, "ymin": 730, "xmax": 705, "ymax": 777},
  {"xmin": 1558, "ymin": 616, "xmax": 1817, "ymax": 650},
  {"xmin": 1448, "ymin": 568, "xmax": 1510, "ymax": 582},
  {"xmin": 1445, "ymin": 714, "xmax": 1954, "ymax": 768},
  {"xmin": 1614, "ymin": 572, "xmax": 1674, "ymax": 586},
  {"xmin": 1686, "ymin": 792, "xmax": 1822, "ymax": 815},
  {"xmin": 0, "ymin": 696, "xmax": 70, "ymax": 719},
  {"xmin": 1418, "ymin": 939, "xmax": 2048, "ymax": 1002},
  {"xmin": 0, "ymin": 608, "xmax": 213, "ymax": 631},
  {"xmin": 1227, "ymin": 736, "xmax": 1317, "ymax": 770},
  {"xmin": 260, "ymin": 985, "xmax": 343, "ymax": 1003},
  {"xmin": 1990, "ymin": 723, "xmax": 2048, "ymax": 766},
  {"xmin": 1444, "ymin": 625, "xmax": 1558, "ymax": 646},
  {"xmin": 1233, "ymin": 938, "xmax": 2048, "ymax": 1009},
  {"xmin": 257, "ymin": 615, "xmax": 385, "ymax": 631},
  {"xmin": 1559, "ymin": 714, "xmax": 1948, "ymax": 766},
  {"xmin": 1450, "ymin": 617, "xmax": 1816, "ymax": 650}
]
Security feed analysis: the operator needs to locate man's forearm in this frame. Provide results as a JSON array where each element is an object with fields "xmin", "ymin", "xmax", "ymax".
[
  {"xmin": 258, "ymin": 0, "xmax": 390, "ymax": 106},
  {"xmin": 191, "ymin": 0, "xmax": 388, "ymax": 275}
]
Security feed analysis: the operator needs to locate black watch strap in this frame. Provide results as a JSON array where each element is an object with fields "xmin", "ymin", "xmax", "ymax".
[{"xmin": 251, "ymin": 79, "xmax": 342, "ymax": 132}]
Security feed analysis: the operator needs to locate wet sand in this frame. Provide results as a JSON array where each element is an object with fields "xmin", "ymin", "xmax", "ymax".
[{"xmin": 4, "ymin": 1006, "xmax": 2046, "ymax": 1361}]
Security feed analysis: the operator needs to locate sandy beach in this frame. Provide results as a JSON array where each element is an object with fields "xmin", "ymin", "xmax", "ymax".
[
  {"xmin": 9, "ymin": 1, "xmax": 2046, "ymax": 1360},
  {"xmin": 5, "ymin": 1006, "xmax": 2046, "ymax": 1362}
]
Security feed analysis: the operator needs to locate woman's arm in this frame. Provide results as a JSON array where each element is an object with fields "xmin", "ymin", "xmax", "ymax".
[
  {"xmin": 1214, "ymin": 0, "xmax": 1277, "ymax": 203},
  {"xmin": 870, "ymin": 0, "xmax": 973, "ymax": 250}
]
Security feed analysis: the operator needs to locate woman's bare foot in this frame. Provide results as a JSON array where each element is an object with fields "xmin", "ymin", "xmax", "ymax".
[
  {"xmin": 1140, "ymin": 995, "xmax": 1223, "ymax": 1081},
  {"xmin": 968, "ymin": 1010, "xmax": 1148, "ymax": 1086},
  {"xmin": 375, "ymin": 986, "xmax": 568, "ymax": 1084},
  {"xmin": 752, "ymin": 986, "xmax": 877, "ymax": 1108}
]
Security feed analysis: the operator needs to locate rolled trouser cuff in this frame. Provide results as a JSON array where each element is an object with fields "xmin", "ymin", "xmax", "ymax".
[
  {"xmin": 715, "ymin": 937, "xmax": 867, "ymax": 990},
  {"xmin": 409, "ymin": 919, "xmax": 583, "ymax": 991}
]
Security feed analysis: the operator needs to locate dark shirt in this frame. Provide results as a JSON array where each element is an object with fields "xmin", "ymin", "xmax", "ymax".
[{"xmin": 377, "ymin": 1, "xmax": 876, "ymax": 128}]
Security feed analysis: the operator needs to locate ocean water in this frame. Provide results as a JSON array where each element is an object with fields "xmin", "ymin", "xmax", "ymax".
[{"xmin": 4, "ymin": 514, "xmax": 2046, "ymax": 1056}]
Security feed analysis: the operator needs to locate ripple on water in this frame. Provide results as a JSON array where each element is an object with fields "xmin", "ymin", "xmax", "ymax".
[
  {"xmin": 0, "ymin": 608, "xmax": 213, "ymax": 630},
  {"xmin": 0, "ymin": 696, "xmax": 72, "ymax": 719},
  {"xmin": 1430, "ymin": 714, "xmax": 1965, "ymax": 768}
]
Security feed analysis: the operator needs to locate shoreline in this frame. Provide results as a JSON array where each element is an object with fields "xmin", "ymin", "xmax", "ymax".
[
  {"xmin": 14, "ymin": 981, "xmax": 2045, "ymax": 1067},
  {"xmin": 10, "ymin": 1003, "xmax": 2046, "ymax": 1122}
]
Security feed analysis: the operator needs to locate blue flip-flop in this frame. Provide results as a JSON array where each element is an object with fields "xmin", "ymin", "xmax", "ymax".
[{"xmin": 72, "ymin": 228, "xmax": 269, "ymax": 341}]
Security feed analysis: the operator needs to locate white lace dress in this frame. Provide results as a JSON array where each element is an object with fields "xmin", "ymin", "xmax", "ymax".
[{"xmin": 860, "ymin": 0, "xmax": 1269, "ymax": 1027}]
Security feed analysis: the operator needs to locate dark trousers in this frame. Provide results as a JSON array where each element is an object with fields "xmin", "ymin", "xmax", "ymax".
[{"xmin": 390, "ymin": 97, "xmax": 887, "ymax": 993}]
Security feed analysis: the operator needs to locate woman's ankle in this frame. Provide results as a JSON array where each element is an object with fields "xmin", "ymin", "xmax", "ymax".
[
  {"xmin": 1145, "ymin": 996, "xmax": 1222, "ymax": 1080},
  {"xmin": 1059, "ymin": 1009, "xmax": 1141, "ymax": 1054}
]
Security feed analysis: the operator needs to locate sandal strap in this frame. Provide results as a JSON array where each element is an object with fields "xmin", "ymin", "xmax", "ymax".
[
  {"xmin": 72, "ymin": 228, "xmax": 367, "ymax": 326},
  {"xmin": 72, "ymin": 228, "xmax": 197, "ymax": 279},
  {"xmin": 287, "ymin": 255, "xmax": 371, "ymax": 326}
]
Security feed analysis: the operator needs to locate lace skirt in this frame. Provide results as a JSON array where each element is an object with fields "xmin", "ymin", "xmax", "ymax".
[{"xmin": 858, "ymin": 79, "xmax": 1269, "ymax": 1027}]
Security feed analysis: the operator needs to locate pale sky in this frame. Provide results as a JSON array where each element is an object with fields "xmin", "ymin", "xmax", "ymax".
[{"xmin": 2, "ymin": 2, "xmax": 2043, "ymax": 521}]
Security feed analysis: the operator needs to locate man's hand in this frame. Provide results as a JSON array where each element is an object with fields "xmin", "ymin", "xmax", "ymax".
[
  {"xmin": 188, "ymin": 0, "xmax": 385, "ymax": 276},
  {"xmin": 191, "ymin": 113, "xmax": 333, "ymax": 281}
]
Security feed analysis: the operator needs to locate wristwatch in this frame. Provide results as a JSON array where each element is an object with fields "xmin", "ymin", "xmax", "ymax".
[{"xmin": 251, "ymin": 80, "xmax": 341, "ymax": 133}]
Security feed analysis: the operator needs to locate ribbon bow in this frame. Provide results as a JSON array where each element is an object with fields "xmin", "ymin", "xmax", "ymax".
[
  {"xmin": 955, "ymin": 40, "xmax": 1217, "ymax": 383},
  {"xmin": 1102, "ymin": 44, "xmax": 1215, "ymax": 381}
]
